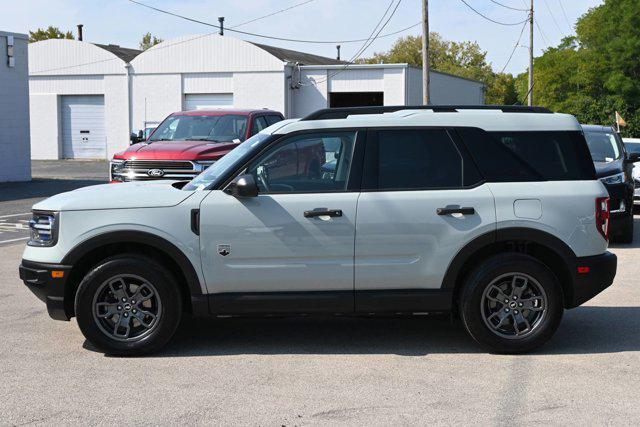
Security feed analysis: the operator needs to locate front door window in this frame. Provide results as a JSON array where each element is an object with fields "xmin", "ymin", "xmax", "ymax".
[{"xmin": 246, "ymin": 131, "xmax": 357, "ymax": 193}]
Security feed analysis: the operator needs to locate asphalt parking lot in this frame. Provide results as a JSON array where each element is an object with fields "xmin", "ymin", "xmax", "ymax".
[
  {"xmin": 1, "ymin": 161, "xmax": 640, "ymax": 424},
  {"xmin": 0, "ymin": 160, "xmax": 108, "ymax": 246}
]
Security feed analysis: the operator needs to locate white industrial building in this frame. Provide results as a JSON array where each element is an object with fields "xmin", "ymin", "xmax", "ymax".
[
  {"xmin": 29, "ymin": 34, "xmax": 484, "ymax": 160},
  {"xmin": 0, "ymin": 31, "xmax": 30, "ymax": 181}
]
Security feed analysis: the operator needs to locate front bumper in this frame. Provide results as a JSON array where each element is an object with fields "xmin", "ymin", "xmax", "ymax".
[
  {"xmin": 19, "ymin": 260, "xmax": 72, "ymax": 321},
  {"xmin": 566, "ymin": 251, "xmax": 617, "ymax": 308}
]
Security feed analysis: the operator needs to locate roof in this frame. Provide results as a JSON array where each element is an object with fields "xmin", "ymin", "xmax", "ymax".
[
  {"xmin": 582, "ymin": 124, "xmax": 615, "ymax": 133},
  {"xmin": 250, "ymin": 42, "xmax": 345, "ymax": 65},
  {"xmin": 299, "ymin": 63, "xmax": 484, "ymax": 86},
  {"xmin": 273, "ymin": 108, "xmax": 582, "ymax": 134},
  {"xmin": 174, "ymin": 108, "xmax": 281, "ymax": 116},
  {"xmin": 94, "ymin": 43, "xmax": 142, "ymax": 63}
]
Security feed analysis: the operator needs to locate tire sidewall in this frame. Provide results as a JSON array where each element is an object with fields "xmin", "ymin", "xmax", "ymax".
[
  {"xmin": 75, "ymin": 255, "xmax": 182, "ymax": 356},
  {"xmin": 460, "ymin": 254, "xmax": 563, "ymax": 353}
]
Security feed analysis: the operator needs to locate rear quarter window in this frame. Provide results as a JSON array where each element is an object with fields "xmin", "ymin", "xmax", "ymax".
[{"xmin": 457, "ymin": 128, "xmax": 596, "ymax": 182}]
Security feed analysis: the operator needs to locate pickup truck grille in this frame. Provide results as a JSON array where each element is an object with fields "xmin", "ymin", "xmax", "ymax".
[
  {"xmin": 123, "ymin": 160, "xmax": 194, "ymax": 170},
  {"xmin": 113, "ymin": 160, "xmax": 199, "ymax": 182}
]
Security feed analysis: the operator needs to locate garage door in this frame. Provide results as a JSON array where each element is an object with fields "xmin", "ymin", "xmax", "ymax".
[
  {"xmin": 61, "ymin": 95, "xmax": 106, "ymax": 159},
  {"xmin": 184, "ymin": 93, "xmax": 233, "ymax": 110}
]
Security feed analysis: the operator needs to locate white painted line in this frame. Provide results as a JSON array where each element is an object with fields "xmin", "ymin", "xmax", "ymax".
[
  {"xmin": 0, "ymin": 212, "xmax": 31, "ymax": 219},
  {"xmin": 0, "ymin": 236, "xmax": 29, "ymax": 244}
]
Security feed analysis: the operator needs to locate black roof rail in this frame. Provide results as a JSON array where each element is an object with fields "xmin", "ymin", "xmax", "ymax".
[{"xmin": 301, "ymin": 105, "xmax": 552, "ymax": 121}]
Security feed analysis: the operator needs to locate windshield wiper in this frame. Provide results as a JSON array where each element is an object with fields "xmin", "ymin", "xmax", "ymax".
[{"xmin": 191, "ymin": 138, "xmax": 221, "ymax": 142}]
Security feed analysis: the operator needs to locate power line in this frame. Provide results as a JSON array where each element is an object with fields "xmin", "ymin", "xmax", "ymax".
[
  {"xmin": 127, "ymin": 0, "xmax": 418, "ymax": 44},
  {"xmin": 557, "ymin": 0, "xmax": 572, "ymax": 32},
  {"xmin": 303, "ymin": 0, "xmax": 404, "ymax": 86},
  {"xmin": 458, "ymin": 0, "xmax": 529, "ymax": 26},
  {"xmin": 488, "ymin": 0, "xmax": 528, "ymax": 12},
  {"xmin": 30, "ymin": 20, "xmax": 422, "ymax": 75},
  {"xmin": 499, "ymin": 18, "xmax": 528, "ymax": 74},
  {"xmin": 230, "ymin": 0, "xmax": 315, "ymax": 29},
  {"xmin": 542, "ymin": 0, "xmax": 565, "ymax": 37},
  {"xmin": 534, "ymin": 18, "xmax": 550, "ymax": 48}
]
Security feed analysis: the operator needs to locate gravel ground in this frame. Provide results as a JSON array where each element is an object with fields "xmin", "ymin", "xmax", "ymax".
[{"xmin": 1, "ymin": 226, "xmax": 639, "ymax": 425}]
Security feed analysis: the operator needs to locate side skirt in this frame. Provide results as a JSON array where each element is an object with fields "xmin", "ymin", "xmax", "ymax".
[{"xmin": 206, "ymin": 290, "xmax": 452, "ymax": 316}]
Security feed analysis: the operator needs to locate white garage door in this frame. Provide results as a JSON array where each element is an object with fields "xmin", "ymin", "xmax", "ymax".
[
  {"xmin": 61, "ymin": 95, "xmax": 106, "ymax": 159},
  {"xmin": 184, "ymin": 93, "xmax": 233, "ymax": 110}
]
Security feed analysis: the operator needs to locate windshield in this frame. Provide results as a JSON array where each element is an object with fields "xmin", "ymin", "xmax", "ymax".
[
  {"xmin": 584, "ymin": 131, "xmax": 622, "ymax": 163},
  {"xmin": 148, "ymin": 114, "xmax": 248, "ymax": 143},
  {"xmin": 184, "ymin": 132, "xmax": 272, "ymax": 191}
]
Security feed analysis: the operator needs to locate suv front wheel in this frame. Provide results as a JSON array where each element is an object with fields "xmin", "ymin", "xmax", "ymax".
[
  {"xmin": 459, "ymin": 254, "xmax": 563, "ymax": 353},
  {"xmin": 75, "ymin": 254, "xmax": 183, "ymax": 356}
]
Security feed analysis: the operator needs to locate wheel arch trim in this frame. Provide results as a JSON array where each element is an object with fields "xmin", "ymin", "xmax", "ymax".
[
  {"xmin": 61, "ymin": 230, "xmax": 204, "ymax": 296},
  {"xmin": 441, "ymin": 227, "xmax": 576, "ymax": 291}
]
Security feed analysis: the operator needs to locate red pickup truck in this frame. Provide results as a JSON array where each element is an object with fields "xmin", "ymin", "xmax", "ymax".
[{"xmin": 110, "ymin": 109, "xmax": 284, "ymax": 182}]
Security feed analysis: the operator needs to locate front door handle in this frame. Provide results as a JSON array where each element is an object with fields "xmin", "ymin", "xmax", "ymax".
[
  {"xmin": 304, "ymin": 209, "xmax": 343, "ymax": 218},
  {"xmin": 436, "ymin": 207, "xmax": 475, "ymax": 215}
]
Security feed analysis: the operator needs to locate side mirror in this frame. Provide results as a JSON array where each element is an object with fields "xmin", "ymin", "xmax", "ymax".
[
  {"xmin": 224, "ymin": 174, "xmax": 258, "ymax": 198},
  {"xmin": 138, "ymin": 130, "xmax": 145, "ymax": 140},
  {"xmin": 626, "ymin": 152, "xmax": 640, "ymax": 163}
]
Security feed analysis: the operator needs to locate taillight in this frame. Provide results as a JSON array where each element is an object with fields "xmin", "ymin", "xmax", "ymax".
[{"xmin": 595, "ymin": 197, "xmax": 610, "ymax": 241}]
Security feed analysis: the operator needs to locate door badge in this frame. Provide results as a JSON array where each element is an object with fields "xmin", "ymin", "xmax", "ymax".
[{"xmin": 217, "ymin": 244, "xmax": 231, "ymax": 257}]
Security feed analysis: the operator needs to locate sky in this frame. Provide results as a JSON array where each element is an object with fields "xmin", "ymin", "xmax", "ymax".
[{"xmin": 0, "ymin": 0, "xmax": 603, "ymax": 75}]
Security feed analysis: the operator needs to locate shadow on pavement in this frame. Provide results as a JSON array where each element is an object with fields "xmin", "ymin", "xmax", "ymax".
[
  {"xmin": 89, "ymin": 305, "xmax": 639, "ymax": 357},
  {"xmin": 0, "ymin": 178, "xmax": 103, "ymax": 203}
]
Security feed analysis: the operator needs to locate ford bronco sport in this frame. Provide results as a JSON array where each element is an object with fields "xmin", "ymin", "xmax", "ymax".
[
  {"xmin": 110, "ymin": 109, "xmax": 284, "ymax": 182},
  {"xmin": 20, "ymin": 106, "xmax": 617, "ymax": 355}
]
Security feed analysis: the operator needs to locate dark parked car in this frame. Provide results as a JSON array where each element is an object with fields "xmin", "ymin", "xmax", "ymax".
[
  {"xmin": 583, "ymin": 125, "xmax": 639, "ymax": 243},
  {"xmin": 623, "ymin": 138, "xmax": 640, "ymax": 210}
]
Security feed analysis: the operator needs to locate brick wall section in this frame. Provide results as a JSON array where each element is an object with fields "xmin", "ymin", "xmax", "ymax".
[{"xmin": 0, "ymin": 31, "xmax": 30, "ymax": 182}]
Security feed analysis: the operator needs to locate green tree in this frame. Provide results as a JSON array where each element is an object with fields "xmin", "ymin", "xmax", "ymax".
[
  {"xmin": 362, "ymin": 34, "xmax": 518, "ymax": 105},
  {"xmin": 516, "ymin": 0, "xmax": 640, "ymax": 137},
  {"xmin": 139, "ymin": 32, "xmax": 163, "ymax": 50},
  {"xmin": 29, "ymin": 26, "xmax": 74, "ymax": 43}
]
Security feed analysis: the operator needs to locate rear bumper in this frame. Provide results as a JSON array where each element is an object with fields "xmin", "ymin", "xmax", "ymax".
[
  {"xmin": 566, "ymin": 251, "xmax": 617, "ymax": 308},
  {"xmin": 19, "ymin": 260, "xmax": 72, "ymax": 321}
]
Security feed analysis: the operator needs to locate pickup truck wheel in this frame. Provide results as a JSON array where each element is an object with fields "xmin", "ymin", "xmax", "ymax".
[
  {"xmin": 75, "ymin": 254, "xmax": 182, "ymax": 356},
  {"xmin": 459, "ymin": 254, "xmax": 563, "ymax": 353}
]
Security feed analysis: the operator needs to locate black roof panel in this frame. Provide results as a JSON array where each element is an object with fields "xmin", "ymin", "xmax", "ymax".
[
  {"xmin": 94, "ymin": 43, "xmax": 142, "ymax": 63},
  {"xmin": 251, "ymin": 42, "xmax": 345, "ymax": 65}
]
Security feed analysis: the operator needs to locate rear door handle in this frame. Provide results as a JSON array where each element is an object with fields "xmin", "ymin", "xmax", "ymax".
[
  {"xmin": 436, "ymin": 207, "xmax": 475, "ymax": 215},
  {"xmin": 304, "ymin": 209, "xmax": 343, "ymax": 218}
]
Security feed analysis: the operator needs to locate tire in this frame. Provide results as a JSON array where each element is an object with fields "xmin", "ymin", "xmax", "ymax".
[
  {"xmin": 613, "ymin": 213, "xmax": 634, "ymax": 244},
  {"xmin": 459, "ymin": 253, "xmax": 563, "ymax": 353},
  {"xmin": 75, "ymin": 254, "xmax": 183, "ymax": 356}
]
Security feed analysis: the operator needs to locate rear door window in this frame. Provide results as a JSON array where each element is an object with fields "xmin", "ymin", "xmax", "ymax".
[
  {"xmin": 265, "ymin": 115, "xmax": 283, "ymax": 126},
  {"xmin": 363, "ymin": 129, "xmax": 481, "ymax": 190},
  {"xmin": 251, "ymin": 116, "xmax": 268, "ymax": 136}
]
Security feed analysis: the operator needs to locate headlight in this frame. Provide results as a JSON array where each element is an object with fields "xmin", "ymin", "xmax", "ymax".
[
  {"xmin": 600, "ymin": 172, "xmax": 625, "ymax": 185},
  {"xmin": 110, "ymin": 160, "xmax": 125, "ymax": 181},
  {"xmin": 28, "ymin": 211, "xmax": 58, "ymax": 247},
  {"xmin": 195, "ymin": 160, "xmax": 216, "ymax": 171}
]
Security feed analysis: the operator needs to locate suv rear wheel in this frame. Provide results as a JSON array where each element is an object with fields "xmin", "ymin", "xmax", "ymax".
[
  {"xmin": 459, "ymin": 254, "xmax": 563, "ymax": 353},
  {"xmin": 75, "ymin": 254, "xmax": 182, "ymax": 356}
]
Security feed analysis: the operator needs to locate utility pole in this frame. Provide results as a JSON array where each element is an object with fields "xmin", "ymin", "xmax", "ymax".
[
  {"xmin": 528, "ymin": 0, "xmax": 534, "ymax": 106},
  {"xmin": 421, "ymin": 0, "xmax": 430, "ymax": 105}
]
